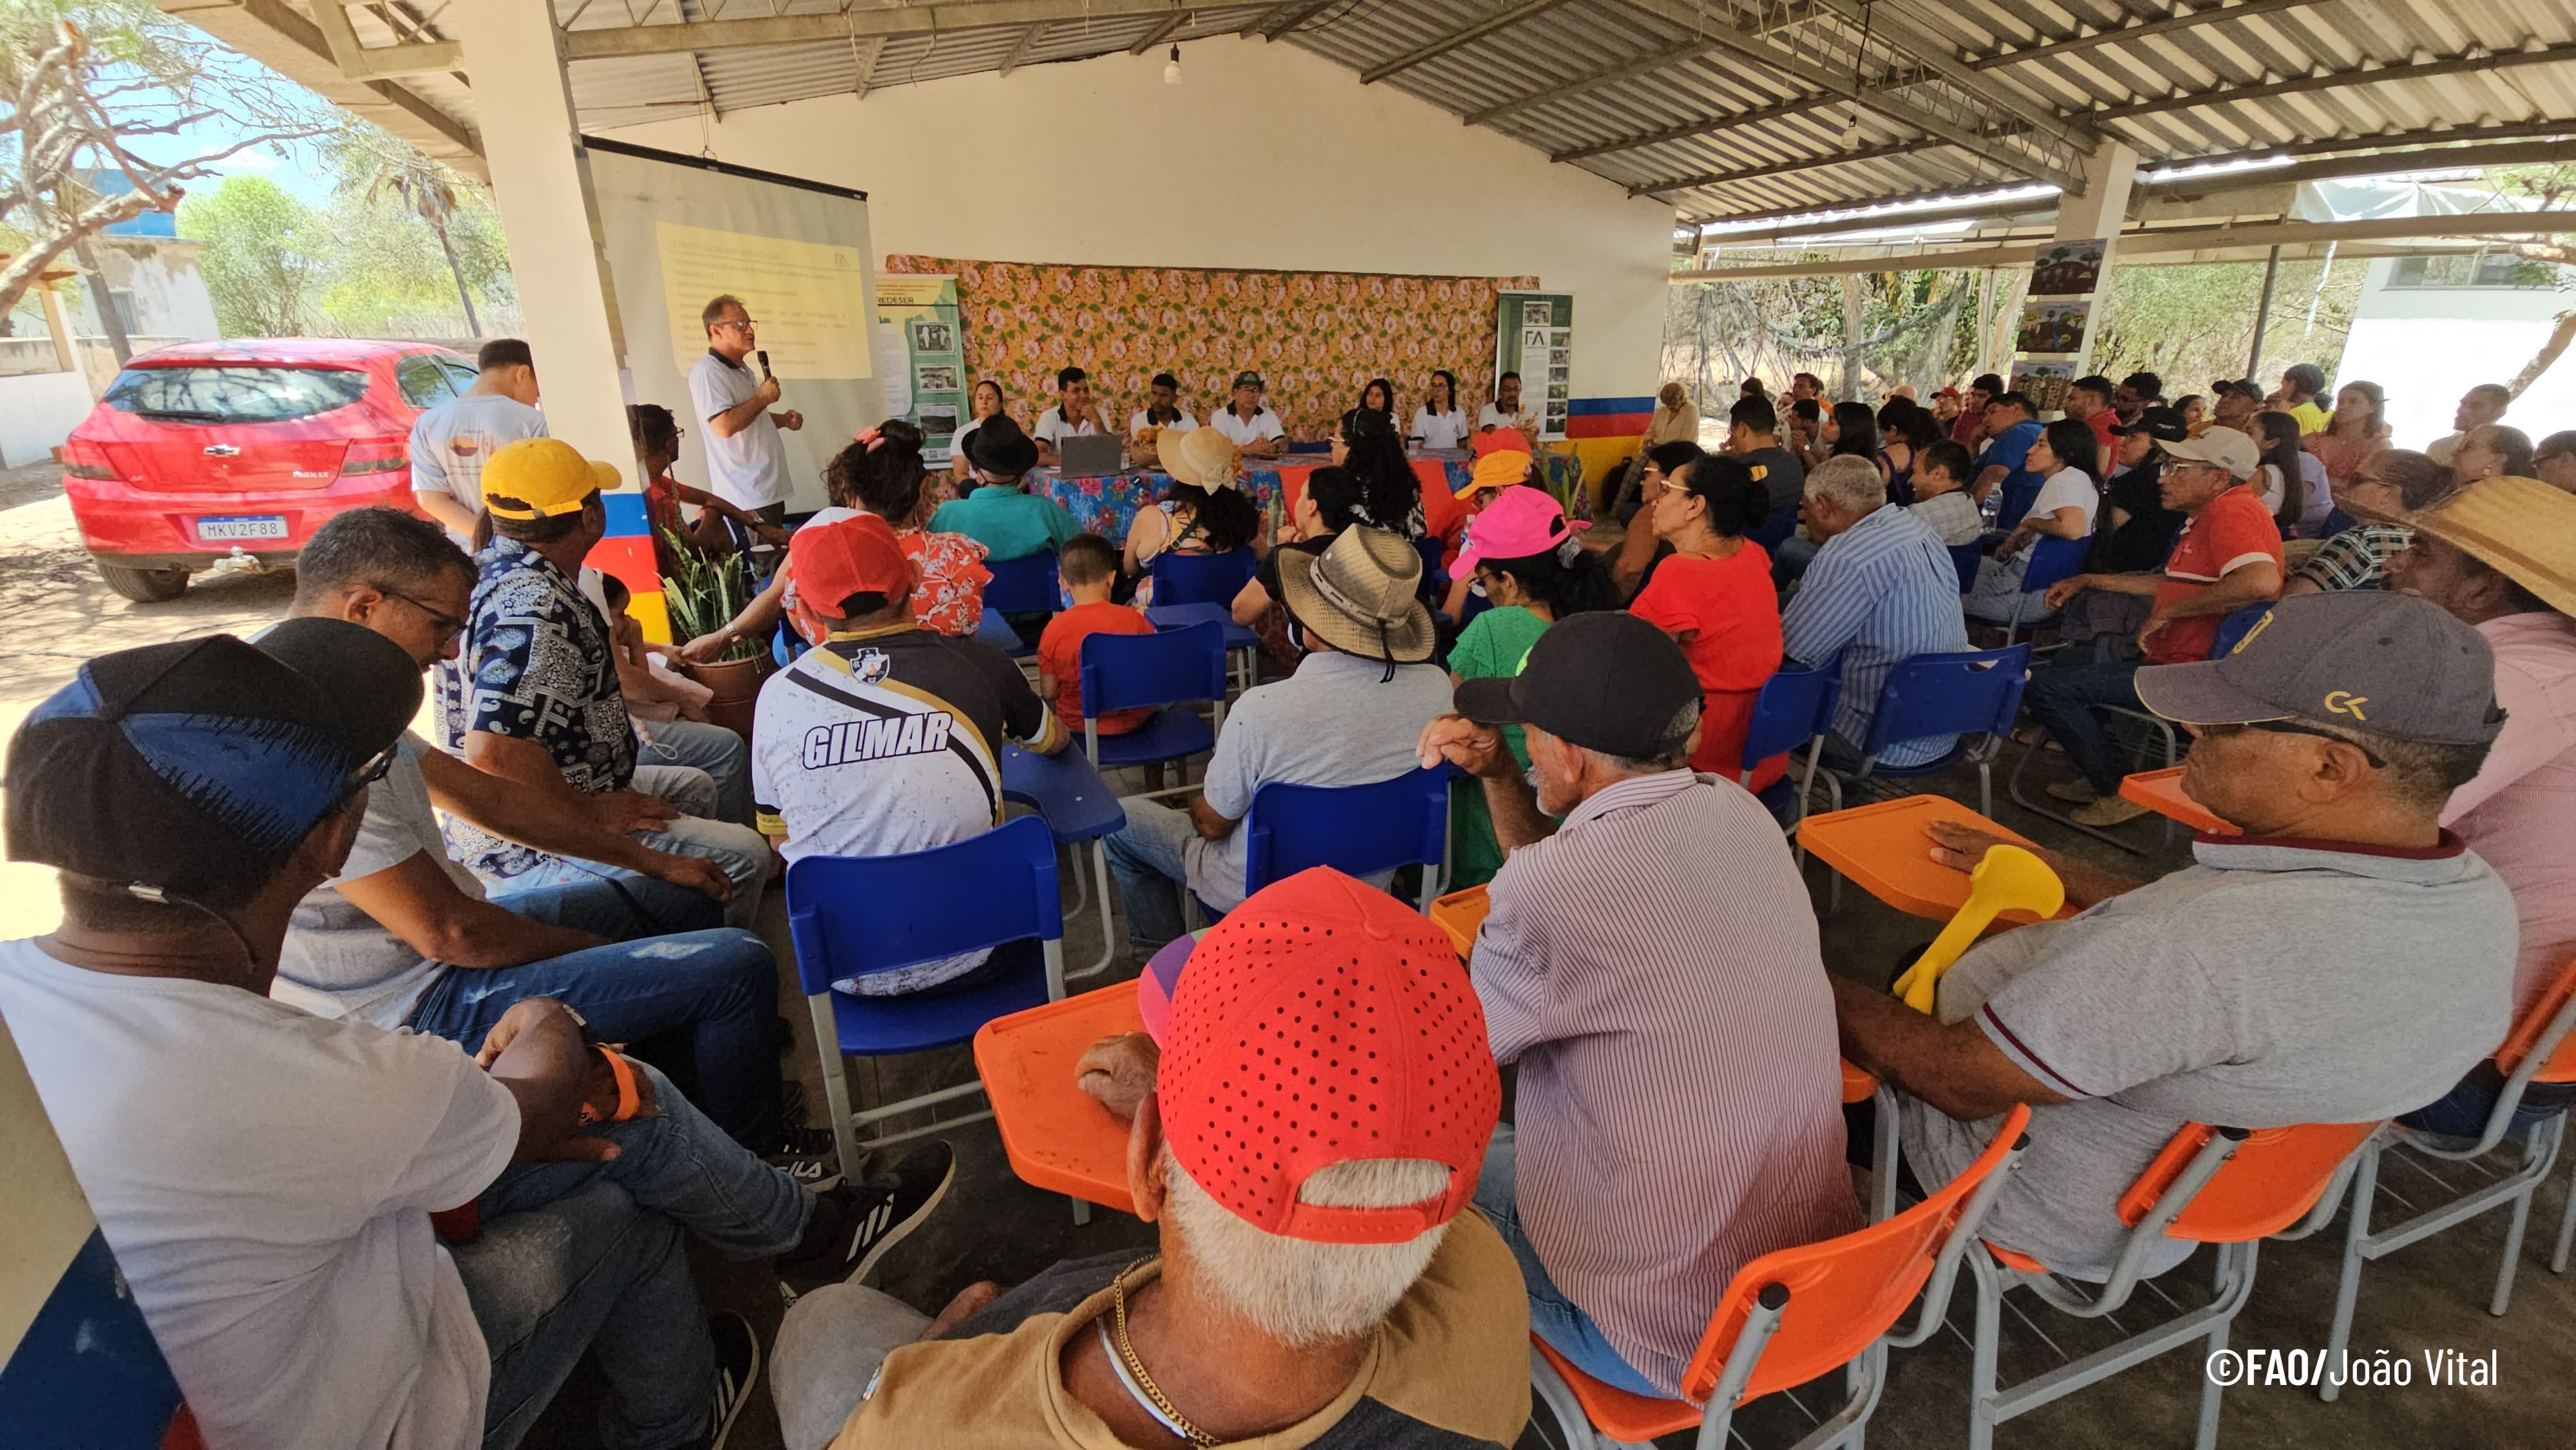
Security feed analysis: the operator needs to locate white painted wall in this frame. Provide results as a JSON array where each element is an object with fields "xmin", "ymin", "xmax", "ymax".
[
  {"xmin": 601, "ymin": 37, "xmax": 1675, "ymax": 402},
  {"xmin": 2338, "ymin": 256, "xmax": 2576, "ymax": 453},
  {"xmin": 0, "ymin": 372, "xmax": 99, "ymax": 469}
]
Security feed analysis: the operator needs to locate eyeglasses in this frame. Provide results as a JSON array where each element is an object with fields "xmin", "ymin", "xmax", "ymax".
[
  {"xmin": 2202, "ymin": 719, "xmax": 2387, "ymax": 767},
  {"xmin": 714, "ymin": 317, "xmax": 757, "ymax": 332},
  {"xmin": 334, "ymin": 740, "xmax": 401, "ymax": 811},
  {"xmin": 375, "ymin": 585, "xmax": 468, "ymax": 646}
]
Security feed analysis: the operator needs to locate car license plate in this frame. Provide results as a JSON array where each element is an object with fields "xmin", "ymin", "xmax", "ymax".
[{"xmin": 196, "ymin": 514, "xmax": 289, "ymax": 542}]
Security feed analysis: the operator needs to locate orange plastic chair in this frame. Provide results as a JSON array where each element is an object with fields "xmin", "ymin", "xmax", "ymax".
[
  {"xmin": 1429, "ymin": 883, "xmax": 1490, "ymax": 960},
  {"xmin": 2316, "ymin": 957, "xmax": 2576, "ymax": 1401},
  {"xmin": 972, "ymin": 984, "xmax": 1147, "ymax": 1217},
  {"xmin": 2117, "ymin": 766, "xmax": 2237, "ymax": 836},
  {"xmin": 1795, "ymin": 796, "xmax": 2072, "ymax": 925},
  {"xmin": 1530, "ymin": 1106, "xmax": 2031, "ymax": 1450},
  {"xmin": 1966, "ymin": 1117, "xmax": 2380, "ymax": 1450}
]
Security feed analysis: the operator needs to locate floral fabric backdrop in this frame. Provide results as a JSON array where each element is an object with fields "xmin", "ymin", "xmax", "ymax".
[{"xmin": 884, "ymin": 256, "xmax": 1540, "ymax": 441}]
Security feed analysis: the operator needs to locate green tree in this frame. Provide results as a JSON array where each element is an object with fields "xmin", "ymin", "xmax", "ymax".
[
  {"xmin": 2477, "ymin": 163, "xmax": 2576, "ymax": 395},
  {"xmin": 179, "ymin": 173, "xmax": 318, "ymax": 335}
]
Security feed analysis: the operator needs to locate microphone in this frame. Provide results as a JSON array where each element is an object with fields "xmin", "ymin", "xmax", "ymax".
[{"xmin": 757, "ymin": 350, "xmax": 773, "ymax": 382}]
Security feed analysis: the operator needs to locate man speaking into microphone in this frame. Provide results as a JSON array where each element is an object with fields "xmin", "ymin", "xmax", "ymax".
[{"xmin": 688, "ymin": 293, "xmax": 806, "ymax": 527}]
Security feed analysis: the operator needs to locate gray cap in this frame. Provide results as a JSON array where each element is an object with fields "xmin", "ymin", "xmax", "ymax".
[
  {"xmin": 2161, "ymin": 426, "xmax": 2260, "ymax": 479},
  {"xmin": 2136, "ymin": 592, "xmax": 2504, "ymax": 746}
]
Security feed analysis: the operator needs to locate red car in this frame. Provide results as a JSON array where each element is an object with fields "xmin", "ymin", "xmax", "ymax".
[{"xmin": 61, "ymin": 338, "xmax": 478, "ymax": 601}]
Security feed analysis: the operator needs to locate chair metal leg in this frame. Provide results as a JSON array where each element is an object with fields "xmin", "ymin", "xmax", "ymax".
[
  {"xmin": 2195, "ymin": 1248, "xmax": 2238, "ymax": 1450},
  {"xmin": 1071, "ymin": 1197, "xmax": 1092, "ymax": 1227},
  {"xmin": 2556, "ymin": 1147, "xmax": 2576, "ymax": 1274},
  {"xmin": 1066, "ymin": 841, "xmax": 1120, "ymax": 983},
  {"xmin": 1976, "ymin": 759, "xmax": 1992, "ymax": 822},
  {"xmin": 2320, "ymin": 1142, "xmax": 2377, "ymax": 1402},
  {"xmin": 1870, "ymin": 1085, "xmax": 1901, "ymax": 1225},
  {"xmin": 809, "ymin": 992, "xmax": 863, "ymax": 1182},
  {"xmin": 1528, "ymin": 1346, "xmax": 1602, "ymax": 1450},
  {"xmin": 1967, "ymin": 1256, "xmax": 2003, "ymax": 1450}
]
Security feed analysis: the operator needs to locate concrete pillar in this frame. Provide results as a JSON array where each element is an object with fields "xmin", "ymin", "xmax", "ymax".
[
  {"xmin": 448, "ymin": 0, "xmax": 632, "ymax": 476},
  {"xmin": 2054, "ymin": 141, "xmax": 2137, "ymax": 379},
  {"xmin": 38, "ymin": 287, "xmax": 90, "ymax": 395}
]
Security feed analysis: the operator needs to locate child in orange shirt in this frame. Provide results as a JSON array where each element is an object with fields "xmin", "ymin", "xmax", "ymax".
[{"xmin": 1036, "ymin": 533, "xmax": 1155, "ymax": 739}]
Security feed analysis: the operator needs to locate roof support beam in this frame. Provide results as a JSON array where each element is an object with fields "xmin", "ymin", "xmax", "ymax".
[
  {"xmin": 2090, "ymin": 42, "xmax": 2576, "ymax": 124},
  {"xmin": 1000, "ymin": 21, "xmax": 1045, "ymax": 75},
  {"xmin": 1968, "ymin": 0, "xmax": 2325, "ymax": 72},
  {"xmin": 1468, "ymin": 40, "xmax": 1725, "ymax": 127},
  {"xmin": 307, "ymin": 2, "xmax": 460, "ymax": 78},
  {"xmin": 1806, "ymin": 0, "xmax": 2099, "ymax": 155},
  {"xmin": 560, "ymin": 0, "xmax": 1190, "ymax": 59},
  {"xmin": 851, "ymin": 33, "xmax": 888, "ymax": 99},
  {"xmin": 1553, "ymin": 91, "xmax": 1841, "ymax": 164},
  {"xmin": 1633, "ymin": 137, "xmax": 1949, "ymax": 198},
  {"xmin": 1243, "ymin": 0, "xmax": 1339, "ymax": 39},
  {"xmin": 1130, "ymin": 11, "xmax": 1189, "ymax": 54},
  {"xmin": 1361, "ymin": 0, "xmax": 1578, "ymax": 85},
  {"xmin": 153, "ymin": 0, "xmax": 480, "ymax": 170}
]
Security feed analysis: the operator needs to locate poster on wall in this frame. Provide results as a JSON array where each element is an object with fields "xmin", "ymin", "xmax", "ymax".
[
  {"xmin": 2014, "ymin": 299, "xmax": 2092, "ymax": 357},
  {"xmin": 875, "ymin": 274, "xmax": 966, "ymax": 461},
  {"xmin": 2011, "ymin": 359, "xmax": 2079, "ymax": 414},
  {"xmin": 2029, "ymin": 238, "xmax": 2107, "ymax": 297},
  {"xmin": 1495, "ymin": 290, "xmax": 1575, "ymax": 442},
  {"xmin": 2011, "ymin": 238, "xmax": 2110, "ymax": 413}
]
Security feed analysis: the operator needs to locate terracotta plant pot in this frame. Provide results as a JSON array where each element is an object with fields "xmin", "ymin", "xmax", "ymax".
[{"xmin": 680, "ymin": 654, "xmax": 772, "ymax": 743}]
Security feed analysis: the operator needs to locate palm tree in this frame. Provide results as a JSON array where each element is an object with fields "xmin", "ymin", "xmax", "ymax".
[{"xmin": 343, "ymin": 140, "xmax": 481, "ymax": 337}]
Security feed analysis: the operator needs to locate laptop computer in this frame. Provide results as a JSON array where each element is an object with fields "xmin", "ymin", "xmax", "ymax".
[{"xmin": 1056, "ymin": 433, "xmax": 1126, "ymax": 478}]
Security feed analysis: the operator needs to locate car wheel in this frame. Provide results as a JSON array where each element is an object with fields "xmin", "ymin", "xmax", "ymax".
[{"xmin": 96, "ymin": 560, "xmax": 192, "ymax": 603}]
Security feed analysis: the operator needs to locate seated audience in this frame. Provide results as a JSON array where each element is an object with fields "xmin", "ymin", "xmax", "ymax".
[
  {"xmin": 439, "ymin": 440, "xmax": 771, "ymax": 928},
  {"xmin": 1908, "ymin": 438, "xmax": 1986, "ymax": 547},
  {"xmin": 768, "ymin": 868, "xmax": 1527, "ymax": 1449},
  {"xmin": 600, "ymin": 572, "xmax": 711, "ymax": 725},
  {"xmin": 1779, "ymin": 454, "xmax": 1973, "ymax": 766},
  {"xmin": 0, "ymin": 627, "xmax": 949, "ymax": 1450},
  {"xmin": 1127, "ymin": 369, "xmax": 1198, "ymax": 437},
  {"xmin": 2306, "ymin": 379, "xmax": 2391, "ymax": 508},
  {"xmin": 632, "ymin": 402, "xmax": 787, "ymax": 568},
  {"xmin": 1338, "ymin": 404, "xmax": 1432, "ymax": 538},
  {"xmin": 1125, "ymin": 424, "xmax": 1262, "ymax": 603},
  {"xmin": 1877, "ymin": 395, "xmax": 1938, "ymax": 505},
  {"xmin": 1971, "ymin": 391, "xmax": 2045, "ymax": 520},
  {"xmin": 1039, "ymin": 532, "xmax": 1156, "ymax": 740},
  {"xmin": 949, "ymin": 377, "xmax": 1009, "ymax": 482},
  {"xmin": 1964, "ymin": 416, "xmax": 2101, "ymax": 622},
  {"xmin": 1446, "ymin": 489, "xmax": 1619, "ymax": 887},
  {"xmin": 2254, "ymin": 410, "xmax": 2334, "ymax": 538},
  {"xmin": 1102, "ymin": 526, "xmax": 1451, "ymax": 956},
  {"xmin": 2094, "ymin": 408, "xmax": 2190, "ymax": 572},
  {"xmin": 750, "ymin": 515, "xmax": 1069, "ymax": 997},
  {"xmin": 274, "ymin": 510, "xmax": 795, "ymax": 1155},
  {"xmin": 1952, "ymin": 373, "xmax": 2003, "ymax": 445},
  {"xmin": 1437, "ymin": 447, "xmax": 1539, "ymax": 620},
  {"xmin": 1419, "ymin": 611, "xmax": 1857, "ymax": 1396},
  {"xmin": 1631, "ymin": 453, "xmax": 1786, "ymax": 785},
  {"xmin": 1033, "ymin": 364, "xmax": 1112, "ymax": 467},
  {"xmin": 2382, "ymin": 476, "xmax": 2576, "ymax": 1134},
  {"xmin": 2535, "ymin": 429, "xmax": 2576, "ymax": 493},
  {"xmin": 1611, "ymin": 439, "xmax": 1705, "ymax": 596},
  {"xmin": 2025, "ymin": 427, "xmax": 2284, "ymax": 826},
  {"xmin": 1412, "ymin": 368, "xmax": 1473, "ymax": 451},
  {"xmin": 2275, "ymin": 361, "xmax": 2333, "ymax": 433},
  {"xmin": 1835, "ymin": 592, "xmax": 2511, "ymax": 1281},
  {"xmin": 1725, "ymin": 395, "xmax": 1806, "ymax": 516},
  {"xmin": 1235, "ymin": 465, "xmax": 1365, "ymax": 673},
  {"xmin": 2452, "ymin": 422, "xmax": 2535, "ymax": 483},
  {"xmin": 2282, "ymin": 449, "xmax": 2455, "ymax": 597},
  {"xmin": 1209, "ymin": 370, "xmax": 1289, "ymax": 457},
  {"xmin": 1479, "ymin": 370, "xmax": 1539, "ymax": 438},
  {"xmin": 2065, "ymin": 374, "xmax": 2119, "ymax": 472},
  {"xmin": 685, "ymin": 422, "xmax": 993, "ymax": 659},
  {"xmin": 931, "ymin": 415, "xmax": 1081, "ymax": 562},
  {"xmin": 2114, "ymin": 371, "xmax": 2163, "ymax": 425},
  {"xmin": 2426, "ymin": 382, "xmax": 2511, "ymax": 466},
  {"xmin": 2198, "ymin": 377, "xmax": 2262, "ymax": 438}
]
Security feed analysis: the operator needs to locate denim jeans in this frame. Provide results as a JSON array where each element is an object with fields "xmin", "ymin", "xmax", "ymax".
[
  {"xmin": 1103, "ymin": 796, "xmax": 1206, "ymax": 956},
  {"xmin": 458, "ymin": 1062, "xmax": 813, "ymax": 1450},
  {"xmin": 637, "ymin": 719, "xmax": 755, "ymax": 829},
  {"xmin": 2020, "ymin": 657, "xmax": 2147, "ymax": 796},
  {"xmin": 1472, "ymin": 1125, "xmax": 1663, "ymax": 1398},
  {"xmin": 486, "ymin": 757, "xmax": 772, "ymax": 933},
  {"xmin": 2398, "ymin": 1062, "xmax": 2576, "ymax": 1140},
  {"xmin": 408, "ymin": 927, "xmax": 782, "ymax": 1151}
]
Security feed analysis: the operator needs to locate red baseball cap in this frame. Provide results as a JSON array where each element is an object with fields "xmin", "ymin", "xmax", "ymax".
[
  {"xmin": 1145, "ymin": 867, "xmax": 1499, "ymax": 1245},
  {"xmin": 1471, "ymin": 426, "xmax": 1531, "ymax": 458},
  {"xmin": 788, "ymin": 513, "xmax": 911, "ymax": 621}
]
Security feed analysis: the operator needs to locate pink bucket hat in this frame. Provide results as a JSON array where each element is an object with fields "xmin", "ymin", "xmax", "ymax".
[{"xmin": 1453, "ymin": 485, "xmax": 1589, "ymax": 574}]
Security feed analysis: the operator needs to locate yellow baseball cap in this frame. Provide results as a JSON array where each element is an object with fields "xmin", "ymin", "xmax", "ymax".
[
  {"xmin": 482, "ymin": 438, "xmax": 620, "ymax": 519},
  {"xmin": 1457, "ymin": 449, "xmax": 1532, "ymax": 499}
]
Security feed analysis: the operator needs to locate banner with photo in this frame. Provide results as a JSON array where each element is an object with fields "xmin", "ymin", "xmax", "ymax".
[
  {"xmin": 875, "ymin": 273, "xmax": 966, "ymax": 462},
  {"xmin": 1495, "ymin": 291, "xmax": 1575, "ymax": 442}
]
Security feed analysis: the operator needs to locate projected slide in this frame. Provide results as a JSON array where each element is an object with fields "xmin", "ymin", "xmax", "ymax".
[{"xmin": 656, "ymin": 221, "xmax": 874, "ymax": 379}]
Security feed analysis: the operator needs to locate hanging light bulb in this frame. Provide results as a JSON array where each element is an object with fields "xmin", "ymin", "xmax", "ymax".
[
  {"xmin": 1164, "ymin": 44, "xmax": 1184, "ymax": 85},
  {"xmin": 1842, "ymin": 104, "xmax": 1862, "ymax": 149}
]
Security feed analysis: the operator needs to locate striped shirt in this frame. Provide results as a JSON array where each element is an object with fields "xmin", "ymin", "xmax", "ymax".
[
  {"xmin": 1781, "ymin": 503, "xmax": 1971, "ymax": 766},
  {"xmin": 1471, "ymin": 769, "xmax": 1859, "ymax": 1395}
]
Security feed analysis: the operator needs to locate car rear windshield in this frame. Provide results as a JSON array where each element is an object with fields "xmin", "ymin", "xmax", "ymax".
[{"xmin": 102, "ymin": 366, "xmax": 370, "ymax": 424}]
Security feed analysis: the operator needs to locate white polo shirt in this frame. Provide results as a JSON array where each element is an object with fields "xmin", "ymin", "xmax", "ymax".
[
  {"xmin": 1412, "ymin": 405, "xmax": 1471, "ymax": 451},
  {"xmin": 1209, "ymin": 406, "xmax": 1285, "ymax": 446},
  {"xmin": 1478, "ymin": 402, "xmax": 1537, "ymax": 435},
  {"xmin": 687, "ymin": 349, "xmax": 790, "ymax": 511},
  {"xmin": 1034, "ymin": 407, "xmax": 1105, "ymax": 447},
  {"xmin": 1128, "ymin": 409, "xmax": 1198, "ymax": 437}
]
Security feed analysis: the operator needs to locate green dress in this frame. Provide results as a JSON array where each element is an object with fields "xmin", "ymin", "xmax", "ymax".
[{"xmin": 1446, "ymin": 605, "xmax": 1553, "ymax": 889}]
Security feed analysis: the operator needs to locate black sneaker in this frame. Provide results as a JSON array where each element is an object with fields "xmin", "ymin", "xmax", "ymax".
[
  {"xmin": 766, "ymin": 1125, "xmax": 843, "ymax": 1192},
  {"xmin": 776, "ymin": 1140, "xmax": 956, "ymax": 1287},
  {"xmin": 699, "ymin": 1308, "xmax": 761, "ymax": 1450}
]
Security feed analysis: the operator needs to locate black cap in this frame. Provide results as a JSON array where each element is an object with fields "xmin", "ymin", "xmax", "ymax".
[
  {"xmin": 6, "ymin": 622, "xmax": 421, "ymax": 903},
  {"xmin": 2114, "ymin": 405, "xmax": 2189, "ymax": 443},
  {"xmin": 1455, "ymin": 612, "xmax": 1701, "ymax": 760},
  {"xmin": 2211, "ymin": 377, "xmax": 2264, "ymax": 400},
  {"xmin": 964, "ymin": 413, "xmax": 1038, "ymax": 476}
]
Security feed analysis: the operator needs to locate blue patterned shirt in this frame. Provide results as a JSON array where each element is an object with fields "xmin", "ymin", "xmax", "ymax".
[
  {"xmin": 1781, "ymin": 504, "xmax": 1971, "ymax": 767},
  {"xmin": 437, "ymin": 535, "xmax": 636, "ymax": 876}
]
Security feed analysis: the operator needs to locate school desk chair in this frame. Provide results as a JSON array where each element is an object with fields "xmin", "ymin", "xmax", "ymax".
[
  {"xmin": 1077, "ymin": 619, "xmax": 1228, "ymax": 775},
  {"xmin": 1148, "ymin": 547, "xmax": 1258, "ymax": 608},
  {"xmin": 1828, "ymin": 643, "xmax": 2031, "ymax": 820},
  {"xmin": 1963, "ymin": 532, "xmax": 2089, "ymax": 641},
  {"xmin": 1739, "ymin": 662, "xmax": 1844, "ymax": 842}
]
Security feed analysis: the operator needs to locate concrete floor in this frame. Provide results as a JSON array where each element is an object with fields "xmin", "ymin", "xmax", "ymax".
[{"xmin": 0, "ymin": 466, "xmax": 2559, "ymax": 1449}]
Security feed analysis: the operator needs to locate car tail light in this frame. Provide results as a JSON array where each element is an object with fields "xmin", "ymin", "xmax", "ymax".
[
  {"xmin": 341, "ymin": 437, "xmax": 408, "ymax": 475},
  {"xmin": 62, "ymin": 438, "xmax": 118, "ymax": 481}
]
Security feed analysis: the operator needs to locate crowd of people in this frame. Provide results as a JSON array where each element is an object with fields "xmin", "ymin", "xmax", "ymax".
[{"xmin": 5, "ymin": 319, "xmax": 2574, "ymax": 1450}]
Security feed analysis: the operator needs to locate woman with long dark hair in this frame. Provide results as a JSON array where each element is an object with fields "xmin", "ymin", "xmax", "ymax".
[
  {"xmin": 1334, "ymin": 406, "xmax": 1425, "ymax": 536},
  {"xmin": 1126, "ymin": 425, "xmax": 1262, "ymax": 601},
  {"xmin": 2253, "ymin": 410, "xmax": 2321, "ymax": 534},
  {"xmin": 1631, "ymin": 453, "xmax": 1787, "ymax": 785},
  {"xmin": 1964, "ymin": 415, "xmax": 2101, "ymax": 622},
  {"xmin": 1824, "ymin": 399, "xmax": 1884, "ymax": 480},
  {"xmin": 1359, "ymin": 376, "xmax": 1397, "ymax": 426}
]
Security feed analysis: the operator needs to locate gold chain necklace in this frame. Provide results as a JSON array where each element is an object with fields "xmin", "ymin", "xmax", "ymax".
[{"xmin": 1108, "ymin": 1258, "xmax": 1224, "ymax": 1447}]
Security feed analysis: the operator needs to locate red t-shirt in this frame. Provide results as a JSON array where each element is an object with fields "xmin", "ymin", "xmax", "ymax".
[
  {"xmin": 2149, "ymin": 485, "xmax": 2284, "ymax": 664},
  {"xmin": 1036, "ymin": 601, "xmax": 1156, "ymax": 734},
  {"xmin": 1629, "ymin": 545, "xmax": 1787, "ymax": 787},
  {"xmin": 1950, "ymin": 413, "xmax": 1984, "ymax": 446}
]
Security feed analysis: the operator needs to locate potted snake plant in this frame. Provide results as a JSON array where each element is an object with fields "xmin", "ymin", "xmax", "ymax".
[{"xmin": 658, "ymin": 531, "xmax": 770, "ymax": 737}]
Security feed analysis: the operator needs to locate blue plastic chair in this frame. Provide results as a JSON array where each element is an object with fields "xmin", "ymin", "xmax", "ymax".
[
  {"xmin": 1747, "ymin": 502, "xmax": 1801, "ymax": 551},
  {"xmin": 1994, "ymin": 478, "xmax": 2043, "ymax": 532},
  {"xmin": 983, "ymin": 547, "xmax": 1059, "ymax": 607},
  {"xmin": 785, "ymin": 814, "xmax": 1066, "ymax": 1176},
  {"xmin": 1832, "ymin": 645, "xmax": 2032, "ymax": 819},
  {"xmin": 1078, "ymin": 620, "xmax": 1229, "ymax": 771},
  {"xmin": 1146, "ymin": 601, "xmax": 1260, "ymax": 695},
  {"xmin": 1965, "ymin": 534, "xmax": 2090, "ymax": 638},
  {"xmin": 1948, "ymin": 541, "xmax": 1983, "ymax": 594},
  {"xmin": 1739, "ymin": 663, "xmax": 1845, "ymax": 835},
  {"xmin": 2209, "ymin": 601, "xmax": 2274, "ymax": 659},
  {"xmin": 1150, "ymin": 548, "xmax": 1259, "ymax": 608},
  {"xmin": 1241, "ymin": 767, "xmax": 1451, "ymax": 910}
]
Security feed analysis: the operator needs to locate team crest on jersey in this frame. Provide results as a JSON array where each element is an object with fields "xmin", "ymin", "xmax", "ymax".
[
  {"xmin": 448, "ymin": 438, "xmax": 480, "ymax": 457},
  {"xmin": 852, "ymin": 649, "xmax": 893, "ymax": 685}
]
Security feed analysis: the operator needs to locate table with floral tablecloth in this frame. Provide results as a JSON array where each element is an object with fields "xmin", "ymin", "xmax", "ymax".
[{"xmin": 1031, "ymin": 448, "xmax": 1581, "ymax": 542}]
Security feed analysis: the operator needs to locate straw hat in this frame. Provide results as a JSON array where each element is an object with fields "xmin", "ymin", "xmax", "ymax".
[
  {"xmin": 1162, "ymin": 426, "xmax": 1240, "ymax": 492},
  {"xmin": 2400, "ymin": 475, "xmax": 2576, "ymax": 616},
  {"xmin": 1274, "ymin": 525, "xmax": 1435, "ymax": 664}
]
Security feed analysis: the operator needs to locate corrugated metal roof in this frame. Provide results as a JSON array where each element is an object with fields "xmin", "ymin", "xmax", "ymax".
[{"xmin": 263, "ymin": 1, "xmax": 2576, "ymax": 220}]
